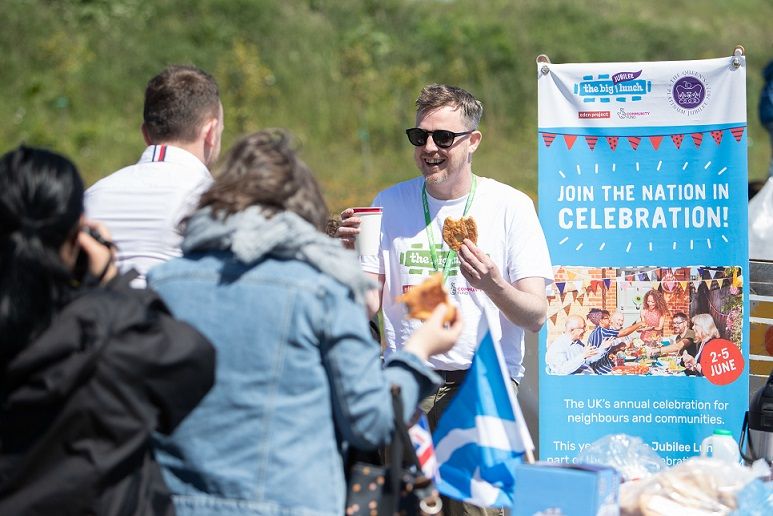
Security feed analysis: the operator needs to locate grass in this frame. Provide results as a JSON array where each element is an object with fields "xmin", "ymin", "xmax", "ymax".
[{"xmin": 1, "ymin": 0, "xmax": 771, "ymax": 214}]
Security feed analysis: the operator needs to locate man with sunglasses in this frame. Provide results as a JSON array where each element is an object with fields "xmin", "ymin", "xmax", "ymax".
[{"xmin": 338, "ymin": 84, "xmax": 552, "ymax": 515}]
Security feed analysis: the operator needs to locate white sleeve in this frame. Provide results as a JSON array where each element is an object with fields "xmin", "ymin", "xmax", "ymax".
[
  {"xmin": 507, "ymin": 195, "xmax": 553, "ymax": 284},
  {"xmin": 546, "ymin": 342, "xmax": 585, "ymax": 375}
]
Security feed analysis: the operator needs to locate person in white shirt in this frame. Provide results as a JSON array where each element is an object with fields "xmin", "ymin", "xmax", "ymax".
[
  {"xmin": 545, "ymin": 315, "xmax": 596, "ymax": 375},
  {"xmin": 85, "ymin": 65, "xmax": 224, "ymax": 287},
  {"xmin": 337, "ymin": 84, "xmax": 553, "ymax": 516}
]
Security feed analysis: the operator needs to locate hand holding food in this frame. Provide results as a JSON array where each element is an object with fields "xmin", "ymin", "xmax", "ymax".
[
  {"xmin": 397, "ymin": 272, "xmax": 456, "ymax": 323},
  {"xmin": 442, "ymin": 215, "xmax": 477, "ymax": 252}
]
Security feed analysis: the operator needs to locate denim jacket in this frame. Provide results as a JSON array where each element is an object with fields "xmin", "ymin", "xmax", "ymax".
[{"xmin": 148, "ymin": 210, "xmax": 440, "ymax": 516}]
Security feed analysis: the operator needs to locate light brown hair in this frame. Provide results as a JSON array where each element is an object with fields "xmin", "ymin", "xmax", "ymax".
[
  {"xmin": 198, "ymin": 129, "xmax": 329, "ymax": 232},
  {"xmin": 415, "ymin": 84, "xmax": 483, "ymax": 129}
]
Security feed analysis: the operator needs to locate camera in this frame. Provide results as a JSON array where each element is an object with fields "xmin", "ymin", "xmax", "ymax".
[{"xmin": 72, "ymin": 227, "xmax": 114, "ymax": 284}]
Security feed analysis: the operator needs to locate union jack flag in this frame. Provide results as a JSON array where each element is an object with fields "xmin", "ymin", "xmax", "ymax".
[{"xmin": 408, "ymin": 412, "xmax": 438, "ymax": 479}]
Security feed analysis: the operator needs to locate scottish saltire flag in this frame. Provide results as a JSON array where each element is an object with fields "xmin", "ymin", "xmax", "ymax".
[
  {"xmin": 408, "ymin": 413, "xmax": 438, "ymax": 479},
  {"xmin": 432, "ymin": 331, "xmax": 532, "ymax": 508}
]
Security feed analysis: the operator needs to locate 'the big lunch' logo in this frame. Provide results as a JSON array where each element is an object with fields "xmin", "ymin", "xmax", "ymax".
[
  {"xmin": 573, "ymin": 70, "xmax": 652, "ymax": 105},
  {"xmin": 668, "ymin": 71, "xmax": 710, "ymax": 115}
]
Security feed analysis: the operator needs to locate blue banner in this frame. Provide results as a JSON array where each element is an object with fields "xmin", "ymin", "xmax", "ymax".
[{"xmin": 537, "ymin": 56, "xmax": 749, "ymax": 467}]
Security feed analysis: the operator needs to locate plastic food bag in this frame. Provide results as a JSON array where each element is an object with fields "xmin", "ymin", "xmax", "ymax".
[
  {"xmin": 575, "ymin": 434, "xmax": 667, "ymax": 481},
  {"xmin": 619, "ymin": 458, "xmax": 764, "ymax": 515}
]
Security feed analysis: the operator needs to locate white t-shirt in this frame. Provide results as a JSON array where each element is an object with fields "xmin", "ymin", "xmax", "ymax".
[
  {"xmin": 361, "ymin": 175, "xmax": 553, "ymax": 381},
  {"xmin": 85, "ymin": 145, "xmax": 213, "ymax": 287}
]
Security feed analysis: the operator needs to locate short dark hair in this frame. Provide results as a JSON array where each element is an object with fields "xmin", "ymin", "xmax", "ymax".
[
  {"xmin": 587, "ymin": 308, "xmax": 605, "ymax": 326},
  {"xmin": 672, "ymin": 312, "xmax": 689, "ymax": 322},
  {"xmin": 199, "ymin": 129, "xmax": 329, "ymax": 232},
  {"xmin": 143, "ymin": 65, "xmax": 220, "ymax": 143},
  {"xmin": 1, "ymin": 145, "xmax": 84, "ymax": 363},
  {"xmin": 415, "ymin": 84, "xmax": 483, "ymax": 129}
]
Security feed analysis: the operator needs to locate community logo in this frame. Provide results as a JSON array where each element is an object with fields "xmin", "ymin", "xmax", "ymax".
[
  {"xmin": 668, "ymin": 71, "xmax": 710, "ymax": 115},
  {"xmin": 616, "ymin": 107, "xmax": 651, "ymax": 120},
  {"xmin": 573, "ymin": 70, "xmax": 652, "ymax": 106}
]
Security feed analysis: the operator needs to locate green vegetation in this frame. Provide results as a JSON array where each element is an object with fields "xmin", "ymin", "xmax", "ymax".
[{"xmin": 2, "ymin": 0, "xmax": 772, "ymax": 212}]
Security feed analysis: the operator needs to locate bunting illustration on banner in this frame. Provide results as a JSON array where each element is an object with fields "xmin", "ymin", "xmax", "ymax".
[{"xmin": 539, "ymin": 127, "xmax": 745, "ymax": 152}]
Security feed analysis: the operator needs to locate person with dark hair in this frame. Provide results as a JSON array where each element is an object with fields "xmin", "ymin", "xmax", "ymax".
[
  {"xmin": 147, "ymin": 129, "xmax": 462, "ymax": 515},
  {"xmin": 0, "ymin": 146, "xmax": 215, "ymax": 515},
  {"xmin": 337, "ymin": 84, "xmax": 553, "ymax": 515},
  {"xmin": 649, "ymin": 312, "xmax": 696, "ymax": 359},
  {"xmin": 86, "ymin": 65, "xmax": 224, "ymax": 287},
  {"xmin": 585, "ymin": 310, "xmax": 619, "ymax": 374},
  {"xmin": 749, "ymin": 59, "xmax": 773, "ymax": 258},
  {"xmin": 638, "ymin": 289, "xmax": 669, "ymax": 345},
  {"xmin": 759, "ymin": 59, "xmax": 773, "ymax": 167}
]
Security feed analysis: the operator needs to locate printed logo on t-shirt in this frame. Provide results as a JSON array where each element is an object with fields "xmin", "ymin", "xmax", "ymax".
[
  {"xmin": 399, "ymin": 243, "xmax": 459, "ymax": 277},
  {"xmin": 448, "ymin": 281, "xmax": 478, "ymax": 296}
]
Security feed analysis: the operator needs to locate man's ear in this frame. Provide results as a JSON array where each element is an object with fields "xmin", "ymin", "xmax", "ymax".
[
  {"xmin": 202, "ymin": 117, "xmax": 219, "ymax": 147},
  {"xmin": 468, "ymin": 130, "xmax": 482, "ymax": 155},
  {"xmin": 141, "ymin": 124, "xmax": 152, "ymax": 145}
]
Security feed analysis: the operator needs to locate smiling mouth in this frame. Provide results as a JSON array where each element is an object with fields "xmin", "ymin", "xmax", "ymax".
[{"xmin": 423, "ymin": 157, "xmax": 445, "ymax": 167}]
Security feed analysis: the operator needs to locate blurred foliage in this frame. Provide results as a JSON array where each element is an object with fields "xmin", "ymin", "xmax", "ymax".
[{"xmin": 2, "ymin": 0, "xmax": 772, "ymax": 212}]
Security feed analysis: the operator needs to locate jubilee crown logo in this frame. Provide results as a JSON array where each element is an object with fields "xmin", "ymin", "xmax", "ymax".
[
  {"xmin": 674, "ymin": 78, "xmax": 704, "ymax": 108},
  {"xmin": 573, "ymin": 70, "xmax": 652, "ymax": 104},
  {"xmin": 668, "ymin": 71, "xmax": 710, "ymax": 115}
]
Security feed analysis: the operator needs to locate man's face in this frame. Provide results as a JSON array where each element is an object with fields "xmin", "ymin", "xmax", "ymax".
[
  {"xmin": 599, "ymin": 314, "xmax": 611, "ymax": 329},
  {"xmin": 610, "ymin": 314, "xmax": 624, "ymax": 330},
  {"xmin": 568, "ymin": 323, "xmax": 587, "ymax": 341},
  {"xmin": 672, "ymin": 318, "xmax": 687, "ymax": 334},
  {"xmin": 413, "ymin": 105, "xmax": 479, "ymax": 188}
]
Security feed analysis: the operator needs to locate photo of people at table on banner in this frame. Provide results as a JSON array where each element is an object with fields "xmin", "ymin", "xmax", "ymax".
[{"xmin": 545, "ymin": 265, "xmax": 744, "ymax": 381}]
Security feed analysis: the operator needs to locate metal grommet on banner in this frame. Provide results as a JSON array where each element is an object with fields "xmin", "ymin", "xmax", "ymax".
[
  {"xmin": 536, "ymin": 54, "xmax": 551, "ymax": 76},
  {"xmin": 731, "ymin": 45, "xmax": 745, "ymax": 69}
]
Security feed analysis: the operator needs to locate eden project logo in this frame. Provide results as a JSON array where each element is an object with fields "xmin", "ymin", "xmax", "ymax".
[{"xmin": 399, "ymin": 244, "xmax": 459, "ymax": 276}]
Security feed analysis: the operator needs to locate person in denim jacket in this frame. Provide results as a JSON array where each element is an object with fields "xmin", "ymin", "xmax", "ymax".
[{"xmin": 148, "ymin": 129, "xmax": 462, "ymax": 516}]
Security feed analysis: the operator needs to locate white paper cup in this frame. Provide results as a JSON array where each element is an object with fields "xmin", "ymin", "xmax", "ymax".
[{"xmin": 352, "ymin": 207, "xmax": 382, "ymax": 256}]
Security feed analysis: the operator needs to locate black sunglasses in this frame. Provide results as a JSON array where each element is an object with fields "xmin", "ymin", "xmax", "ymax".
[{"xmin": 405, "ymin": 128, "xmax": 473, "ymax": 149}]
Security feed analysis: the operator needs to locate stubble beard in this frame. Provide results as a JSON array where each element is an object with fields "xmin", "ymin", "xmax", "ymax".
[{"xmin": 423, "ymin": 169, "xmax": 448, "ymax": 185}]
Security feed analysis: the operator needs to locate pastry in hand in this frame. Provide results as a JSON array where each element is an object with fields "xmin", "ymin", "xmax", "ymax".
[
  {"xmin": 397, "ymin": 272, "xmax": 456, "ymax": 323},
  {"xmin": 442, "ymin": 216, "xmax": 477, "ymax": 252}
]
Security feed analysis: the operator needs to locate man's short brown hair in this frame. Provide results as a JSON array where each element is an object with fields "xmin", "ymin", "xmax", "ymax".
[
  {"xmin": 415, "ymin": 84, "xmax": 483, "ymax": 129},
  {"xmin": 143, "ymin": 65, "xmax": 220, "ymax": 143}
]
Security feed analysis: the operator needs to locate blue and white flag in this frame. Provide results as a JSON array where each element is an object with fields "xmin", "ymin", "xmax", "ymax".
[{"xmin": 432, "ymin": 331, "xmax": 532, "ymax": 508}]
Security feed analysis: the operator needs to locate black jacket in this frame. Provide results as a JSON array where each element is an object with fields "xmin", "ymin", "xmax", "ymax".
[{"xmin": 0, "ymin": 273, "xmax": 215, "ymax": 515}]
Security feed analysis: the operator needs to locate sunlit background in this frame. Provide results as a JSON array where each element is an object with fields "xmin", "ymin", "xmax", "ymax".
[{"xmin": 3, "ymin": 0, "xmax": 771, "ymax": 212}]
